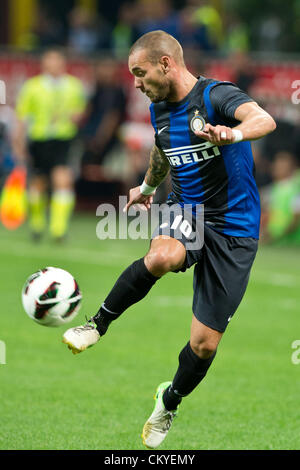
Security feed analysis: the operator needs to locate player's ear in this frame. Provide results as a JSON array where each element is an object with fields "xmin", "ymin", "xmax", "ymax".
[{"xmin": 159, "ymin": 56, "xmax": 171, "ymax": 74}]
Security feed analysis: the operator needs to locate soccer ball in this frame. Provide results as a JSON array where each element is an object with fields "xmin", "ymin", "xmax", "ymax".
[{"xmin": 22, "ymin": 267, "xmax": 82, "ymax": 327}]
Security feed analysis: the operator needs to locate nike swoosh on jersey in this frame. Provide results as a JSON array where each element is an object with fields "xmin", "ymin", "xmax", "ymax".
[{"xmin": 157, "ymin": 126, "xmax": 168, "ymax": 135}]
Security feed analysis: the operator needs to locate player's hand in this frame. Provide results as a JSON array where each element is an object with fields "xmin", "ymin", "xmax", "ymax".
[
  {"xmin": 194, "ymin": 123, "xmax": 236, "ymax": 146},
  {"xmin": 123, "ymin": 186, "xmax": 155, "ymax": 213}
]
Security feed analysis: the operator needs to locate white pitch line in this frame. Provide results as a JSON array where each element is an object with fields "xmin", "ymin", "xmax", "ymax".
[
  {"xmin": 278, "ymin": 298, "xmax": 299, "ymax": 310},
  {"xmin": 251, "ymin": 271, "xmax": 299, "ymax": 287},
  {"xmin": 0, "ymin": 238, "xmax": 298, "ymax": 289},
  {"xmin": 0, "ymin": 240, "xmax": 134, "ymax": 266},
  {"xmin": 154, "ymin": 295, "xmax": 192, "ymax": 307}
]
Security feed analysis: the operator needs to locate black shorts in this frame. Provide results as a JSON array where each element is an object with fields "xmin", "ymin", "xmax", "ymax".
[
  {"xmin": 28, "ymin": 139, "xmax": 72, "ymax": 176},
  {"xmin": 151, "ymin": 203, "xmax": 258, "ymax": 333}
]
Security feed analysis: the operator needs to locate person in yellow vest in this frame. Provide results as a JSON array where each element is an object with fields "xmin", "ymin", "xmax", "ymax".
[{"xmin": 13, "ymin": 49, "xmax": 86, "ymax": 241}]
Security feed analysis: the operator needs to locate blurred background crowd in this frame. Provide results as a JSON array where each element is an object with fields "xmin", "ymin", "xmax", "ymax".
[{"xmin": 0, "ymin": 0, "xmax": 300, "ymax": 244}]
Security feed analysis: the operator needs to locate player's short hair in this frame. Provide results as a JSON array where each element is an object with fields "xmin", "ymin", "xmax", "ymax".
[{"xmin": 129, "ymin": 30, "xmax": 185, "ymax": 66}]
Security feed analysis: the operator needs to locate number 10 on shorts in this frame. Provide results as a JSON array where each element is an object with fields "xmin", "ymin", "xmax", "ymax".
[
  {"xmin": 171, "ymin": 214, "xmax": 193, "ymax": 238},
  {"xmin": 169, "ymin": 204, "xmax": 204, "ymax": 251}
]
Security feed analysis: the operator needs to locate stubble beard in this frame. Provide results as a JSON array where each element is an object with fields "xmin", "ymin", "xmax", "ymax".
[{"xmin": 148, "ymin": 81, "xmax": 172, "ymax": 103}]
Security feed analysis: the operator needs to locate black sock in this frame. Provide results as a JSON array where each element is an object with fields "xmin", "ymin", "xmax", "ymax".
[
  {"xmin": 162, "ymin": 385, "xmax": 183, "ymax": 411},
  {"xmin": 93, "ymin": 257, "xmax": 159, "ymax": 335},
  {"xmin": 163, "ymin": 341, "xmax": 217, "ymax": 411}
]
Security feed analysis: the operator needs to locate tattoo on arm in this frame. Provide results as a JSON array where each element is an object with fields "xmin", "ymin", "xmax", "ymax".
[{"xmin": 144, "ymin": 145, "xmax": 170, "ymax": 187}]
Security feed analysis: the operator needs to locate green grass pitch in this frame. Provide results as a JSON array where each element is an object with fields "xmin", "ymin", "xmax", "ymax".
[{"xmin": 0, "ymin": 213, "xmax": 299, "ymax": 450}]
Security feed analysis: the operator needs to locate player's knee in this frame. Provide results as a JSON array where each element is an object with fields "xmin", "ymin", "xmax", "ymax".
[
  {"xmin": 145, "ymin": 247, "xmax": 183, "ymax": 276},
  {"xmin": 190, "ymin": 338, "xmax": 217, "ymax": 359}
]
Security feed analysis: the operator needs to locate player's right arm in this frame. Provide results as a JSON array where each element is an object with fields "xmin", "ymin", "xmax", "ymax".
[{"xmin": 123, "ymin": 144, "xmax": 169, "ymax": 212}]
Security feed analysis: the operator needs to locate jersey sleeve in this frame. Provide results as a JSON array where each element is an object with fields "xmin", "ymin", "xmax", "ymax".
[{"xmin": 209, "ymin": 84, "xmax": 254, "ymax": 123}]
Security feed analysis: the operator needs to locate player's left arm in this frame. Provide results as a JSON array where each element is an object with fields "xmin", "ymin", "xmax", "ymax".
[
  {"xmin": 123, "ymin": 145, "xmax": 169, "ymax": 212},
  {"xmin": 195, "ymin": 101, "xmax": 276, "ymax": 145}
]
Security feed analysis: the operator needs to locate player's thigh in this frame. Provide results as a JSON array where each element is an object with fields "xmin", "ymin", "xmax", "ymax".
[
  {"xmin": 144, "ymin": 235, "xmax": 186, "ymax": 277},
  {"xmin": 151, "ymin": 202, "xmax": 204, "ymax": 274},
  {"xmin": 50, "ymin": 165, "xmax": 74, "ymax": 190},
  {"xmin": 190, "ymin": 315, "xmax": 223, "ymax": 358}
]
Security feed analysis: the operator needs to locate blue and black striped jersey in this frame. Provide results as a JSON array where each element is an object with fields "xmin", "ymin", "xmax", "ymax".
[{"xmin": 150, "ymin": 76, "xmax": 261, "ymax": 238}]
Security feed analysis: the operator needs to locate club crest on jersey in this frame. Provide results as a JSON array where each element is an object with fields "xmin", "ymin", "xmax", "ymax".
[{"xmin": 190, "ymin": 110, "xmax": 205, "ymax": 133}]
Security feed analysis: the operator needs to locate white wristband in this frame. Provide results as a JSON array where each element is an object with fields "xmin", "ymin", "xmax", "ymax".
[
  {"xmin": 140, "ymin": 180, "xmax": 157, "ymax": 195},
  {"xmin": 232, "ymin": 129, "xmax": 243, "ymax": 143}
]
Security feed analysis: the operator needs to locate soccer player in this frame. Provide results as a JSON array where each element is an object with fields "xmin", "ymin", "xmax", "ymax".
[
  {"xmin": 13, "ymin": 49, "xmax": 86, "ymax": 241},
  {"xmin": 63, "ymin": 31, "xmax": 276, "ymax": 448}
]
